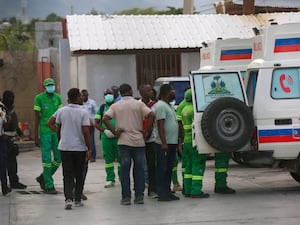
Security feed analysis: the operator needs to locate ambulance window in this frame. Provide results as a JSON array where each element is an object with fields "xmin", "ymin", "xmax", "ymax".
[
  {"xmin": 246, "ymin": 70, "xmax": 258, "ymax": 107},
  {"xmin": 192, "ymin": 72, "xmax": 244, "ymax": 112},
  {"xmin": 271, "ymin": 68, "xmax": 300, "ymax": 99}
]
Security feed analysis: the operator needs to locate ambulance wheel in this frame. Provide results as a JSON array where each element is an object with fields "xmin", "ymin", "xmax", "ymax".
[
  {"xmin": 201, "ymin": 97, "xmax": 254, "ymax": 152},
  {"xmin": 290, "ymin": 172, "xmax": 300, "ymax": 183}
]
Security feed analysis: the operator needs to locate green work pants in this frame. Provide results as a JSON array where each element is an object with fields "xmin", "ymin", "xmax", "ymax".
[
  {"xmin": 215, "ymin": 152, "xmax": 230, "ymax": 188},
  {"xmin": 40, "ymin": 133, "xmax": 61, "ymax": 189},
  {"xmin": 101, "ymin": 136, "xmax": 120, "ymax": 182},
  {"xmin": 172, "ymin": 152, "xmax": 179, "ymax": 184},
  {"xmin": 183, "ymin": 143, "xmax": 207, "ymax": 195}
]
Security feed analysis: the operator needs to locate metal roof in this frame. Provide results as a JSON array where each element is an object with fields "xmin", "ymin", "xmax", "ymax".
[{"xmin": 66, "ymin": 12, "xmax": 300, "ymax": 52}]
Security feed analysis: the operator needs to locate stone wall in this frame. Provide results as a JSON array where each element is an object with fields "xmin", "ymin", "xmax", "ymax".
[{"xmin": 0, "ymin": 50, "xmax": 37, "ymax": 139}]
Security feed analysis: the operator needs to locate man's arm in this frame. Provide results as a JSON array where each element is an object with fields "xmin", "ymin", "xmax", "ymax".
[
  {"xmin": 157, "ymin": 119, "xmax": 168, "ymax": 152},
  {"xmin": 95, "ymin": 119, "xmax": 105, "ymax": 133},
  {"xmin": 143, "ymin": 111, "xmax": 155, "ymax": 139},
  {"xmin": 47, "ymin": 116, "xmax": 57, "ymax": 133},
  {"xmin": 82, "ymin": 125, "xmax": 91, "ymax": 161},
  {"xmin": 103, "ymin": 114, "xmax": 122, "ymax": 138}
]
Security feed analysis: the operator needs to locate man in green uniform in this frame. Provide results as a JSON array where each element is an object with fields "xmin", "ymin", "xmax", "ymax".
[
  {"xmin": 34, "ymin": 78, "xmax": 62, "ymax": 194},
  {"xmin": 180, "ymin": 89, "xmax": 209, "ymax": 198},
  {"xmin": 180, "ymin": 89, "xmax": 235, "ymax": 196},
  {"xmin": 174, "ymin": 89, "xmax": 190, "ymax": 193},
  {"xmin": 95, "ymin": 88, "xmax": 120, "ymax": 188}
]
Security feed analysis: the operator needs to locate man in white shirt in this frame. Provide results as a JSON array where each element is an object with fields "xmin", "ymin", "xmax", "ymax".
[
  {"xmin": 48, "ymin": 88, "xmax": 90, "ymax": 210},
  {"xmin": 81, "ymin": 89, "xmax": 97, "ymax": 162}
]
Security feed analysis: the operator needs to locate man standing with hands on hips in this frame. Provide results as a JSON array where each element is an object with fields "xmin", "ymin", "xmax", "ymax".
[{"xmin": 103, "ymin": 84, "xmax": 155, "ymax": 205}]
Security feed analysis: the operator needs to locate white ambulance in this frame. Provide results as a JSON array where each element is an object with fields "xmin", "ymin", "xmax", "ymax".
[
  {"xmin": 190, "ymin": 22, "xmax": 300, "ymax": 183},
  {"xmin": 245, "ymin": 23, "xmax": 300, "ymax": 181}
]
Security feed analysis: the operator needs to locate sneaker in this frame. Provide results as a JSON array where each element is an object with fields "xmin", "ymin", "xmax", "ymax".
[
  {"xmin": 2, "ymin": 187, "xmax": 12, "ymax": 196},
  {"xmin": 44, "ymin": 187, "xmax": 58, "ymax": 195},
  {"xmin": 215, "ymin": 186, "xmax": 236, "ymax": 194},
  {"xmin": 169, "ymin": 193, "xmax": 180, "ymax": 200},
  {"xmin": 172, "ymin": 183, "xmax": 183, "ymax": 192},
  {"xmin": 65, "ymin": 199, "xmax": 73, "ymax": 210},
  {"xmin": 81, "ymin": 193, "xmax": 88, "ymax": 200},
  {"xmin": 36, "ymin": 174, "xmax": 45, "ymax": 190},
  {"xmin": 10, "ymin": 182, "xmax": 27, "ymax": 189},
  {"xmin": 148, "ymin": 192, "xmax": 158, "ymax": 199},
  {"xmin": 120, "ymin": 197, "xmax": 131, "ymax": 205},
  {"xmin": 134, "ymin": 196, "xmax": 144, "ymax": 204},
  {"xmin": 75, "ymin": 201, "xmax": 84, "ymax": 207},
  {"xmin": 191, "ymin": 193, "xmax": 210, "ymax": 198},
  {"xmin": 104, "ymin": 181, "xmax": 115, "ymax": 188},
  {"xmin": 90, "ymin": 158, "xmax": 96, "ymax": 163}
]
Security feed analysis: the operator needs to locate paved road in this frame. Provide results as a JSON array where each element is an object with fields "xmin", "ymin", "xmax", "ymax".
[{"xmin": 1, "ymin": 150, "xmax": 300, "ymax": 225}]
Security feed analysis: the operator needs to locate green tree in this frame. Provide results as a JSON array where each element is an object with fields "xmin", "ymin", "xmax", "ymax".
[
  {"xmin": 45, "ymin": 13, "xmax": 62, "ymax": 22},
  {"xmin": 114, "ymin": 6, "xmax": 183, "ymax": 15}
]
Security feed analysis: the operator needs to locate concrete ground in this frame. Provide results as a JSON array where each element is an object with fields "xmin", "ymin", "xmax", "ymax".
[{"xmin": 1, "ymin": 150, "xmax": 300, "ymax": 225}]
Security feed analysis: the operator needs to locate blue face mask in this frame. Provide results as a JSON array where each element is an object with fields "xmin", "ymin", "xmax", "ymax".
[
  {"xmin": 45, "ymin": 85, "xmax": 55, "ymax": 94},
  {"xmin": 105, "ymin": 94, "xmax": 114, "ymax": 103}
]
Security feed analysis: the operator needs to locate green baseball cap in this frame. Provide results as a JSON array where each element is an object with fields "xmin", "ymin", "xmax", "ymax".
[{"xmin": 43, "ymin": 78, "xmax": 55, "ymax": 86}]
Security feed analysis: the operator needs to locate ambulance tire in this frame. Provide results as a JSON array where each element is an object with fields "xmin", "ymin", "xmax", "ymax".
[
  {"xmin": 290, "ymin": 172, "xmax": 300, "ymax": 183},
  {"xmin": 201, "ymin": 97, "xmax": 254, "ymax": 152}
]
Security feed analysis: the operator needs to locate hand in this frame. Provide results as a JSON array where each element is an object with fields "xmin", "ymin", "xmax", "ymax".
[
  {"xmin": 161, "ymin": 143, "xmax": 168, "ymax": 153},
  {"xmin": 104, "ymin": 129, "xmax": 115, "ymax": 138},
  {"xmin": 86, "ymin": 150, "xmax": 91, "ymax": 162}
]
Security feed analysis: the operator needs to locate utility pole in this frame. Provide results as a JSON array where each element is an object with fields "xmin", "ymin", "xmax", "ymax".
[
  {"xmin": 21, "ymin": 0, "xmax": 27, "ymax": 24},
  {"xmin": 183, "ymin": 0, "xmax": 194, "ymax": 14}
]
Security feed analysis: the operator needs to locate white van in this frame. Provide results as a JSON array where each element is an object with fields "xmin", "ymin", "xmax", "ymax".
[
  {"xmin": 191, "ymin": 23, "xmax": 300, "ymax": 183},
  {"xmin": 153, "ymin": 76, "xmax": 190, "ymax": 107}
]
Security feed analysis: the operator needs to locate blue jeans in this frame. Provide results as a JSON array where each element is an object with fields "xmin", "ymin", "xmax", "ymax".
[
  {"xmin": 118, "ymin": 145, "xmax": 145, "ymax": 199},
  {"xmin": 155, "ymin": 143, "xmax": 177, "ymax": 197}
]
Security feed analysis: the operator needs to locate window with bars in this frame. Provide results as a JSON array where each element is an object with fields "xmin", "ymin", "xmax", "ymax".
[{"xmin": 136, "ymin": 52, "xmax": 181, "ymax": 86}]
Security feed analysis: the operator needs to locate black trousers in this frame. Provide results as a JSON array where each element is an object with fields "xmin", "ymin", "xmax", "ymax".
[
  {"xmin": 0, "ymin": 136, "xmax": 8, "ymax": 192},
  {"xmin": 61, "ymin": 151, "xmax": 86, "ymax": 202},
  {"xmin": 145, "ymin": 142, "xmax": 156, "ymax": 194},
  {"xmin": 7, "ymin": 138, "xmax": 19, "ymax": 185}
]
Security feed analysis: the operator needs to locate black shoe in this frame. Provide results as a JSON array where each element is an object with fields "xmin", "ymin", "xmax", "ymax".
[
  {"xmin": 215, "ymin": 186, "xmax": 236, "ymax": 194},
  {"xmin": 191, "ymin": 193, "xmax": 210, "ymax": 198},
  {"xmin": 2, "ymin": 187, "xmax": 12, "ymax": 196},
  {"xmin": 81, "ymin": 193, "xmax": 88, "ymax": 201},
  {"xmin": 157, "ymin": 196, "xmax": 172, "ymax": 201},
  {"xmin": 120, "ymin": 197, "xmax": 131, "ymax": 205},
  {"xmin": 11, "ymin": 182, "xmax": 27, "ymax": 189},
  {"xmin": 134, "ymin": 195, "xmax": 144, "ymax": 204},
  {"xmin": 44, "ymin": 187, "xmax": 58, "ymax": 195},
  {"xmin": 184, "ymin": 194, "xmax": 191, "ymax": 197},
  {"xmin": 36, "ymin": 174, "xmax": 45, "ymax": 190},
  {"xmin": 169, "ymin": 193, "xmax": 180, "ymax": 200}
]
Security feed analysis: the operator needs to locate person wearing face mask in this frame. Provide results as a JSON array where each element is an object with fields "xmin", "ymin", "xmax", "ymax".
[
  {"xmin": 2, "ymin": 90, "xmax": 27, "ymax": 189},
  {"xmin": 95, "ymin": 88, "xmax": 120, "ymax": 188},
  {"xmin": 34, "ymin": 78, "xmax": 62, "ymax": 194},
  {"xmin": 155, "ymin": 84, "xmax": 180, "ymax": 201}
]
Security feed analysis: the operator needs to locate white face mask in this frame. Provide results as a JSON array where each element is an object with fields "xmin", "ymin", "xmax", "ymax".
[
  {"xmin": 169, "ymin": 100, "xmax": 176, "ymax": 107},
  {"xmin": 45, "ymin": 85, "xmax": 55, "ymax": 93}
]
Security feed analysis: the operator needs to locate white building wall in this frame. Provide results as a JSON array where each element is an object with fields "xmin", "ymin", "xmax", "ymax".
[
  {"xmin": 181, "ymin": 52, "xmax": 201, "ymax": 76},
  {"xmin": 83, "ymin": 54, "xmax": 137, "ymax": 105}
]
